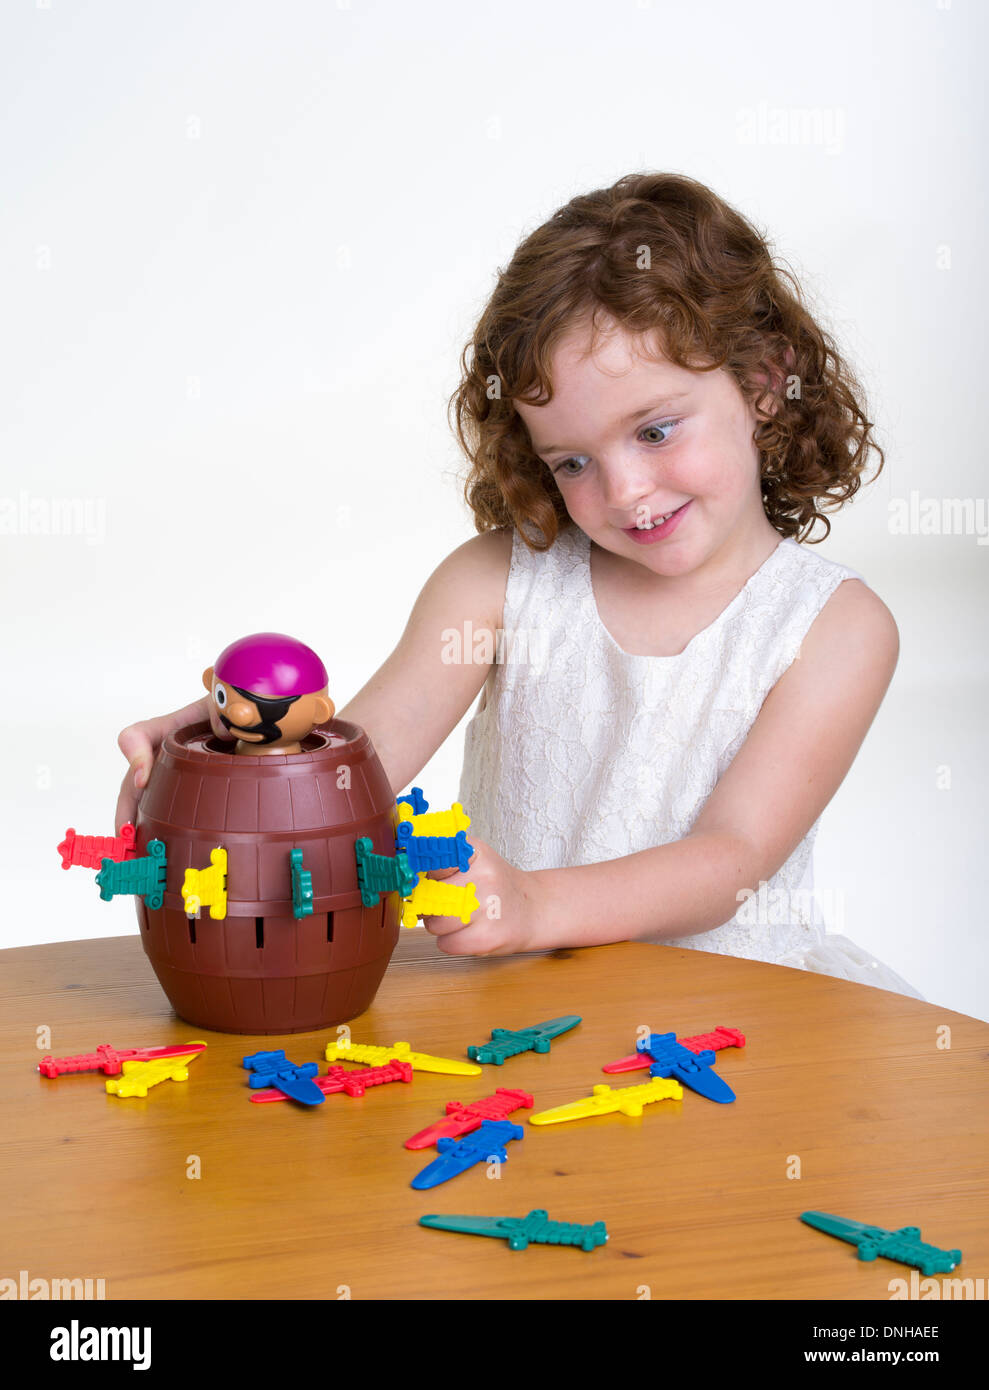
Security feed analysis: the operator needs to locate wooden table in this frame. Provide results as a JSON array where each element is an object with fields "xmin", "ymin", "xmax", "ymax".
[{"xmin": 2, "ymin": 929, "xmax": 986, "ymax": 1302}]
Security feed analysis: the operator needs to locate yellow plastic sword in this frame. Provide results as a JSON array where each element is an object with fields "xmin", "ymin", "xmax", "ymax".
[
  {"xmin": 324, "ymin": 1039, "xmax": 481, "ymax": 1076},
  {"xmin": 529, "ymin": 1076, "xmax": 683, "ymax": 1125},
  {"xmin": 105, "ymin": 1045, "xmax": 206, "ymax": 1098}
]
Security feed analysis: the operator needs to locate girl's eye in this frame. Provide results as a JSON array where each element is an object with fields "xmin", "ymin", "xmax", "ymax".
[
  {"xmin": 551, "ymin": 419, "xmax": 680, "ymax": 476},
  {"xmin": 639, "ymin": 418, "xmax": 679, "ymax": 445},
  {"xmin": 553, "ymin": 455, "xmax": 591, "ymax": 477}
]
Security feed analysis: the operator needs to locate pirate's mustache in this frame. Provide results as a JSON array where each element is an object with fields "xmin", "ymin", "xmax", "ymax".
[{"xmin": 220, "ymin": 687, "xmax": 300, "ymax": 744}]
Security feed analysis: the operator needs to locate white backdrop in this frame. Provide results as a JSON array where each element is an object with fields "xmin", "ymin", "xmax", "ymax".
[{"xmin": 2, "ymin": 0, "xmax": 985, "ymax": 1019}]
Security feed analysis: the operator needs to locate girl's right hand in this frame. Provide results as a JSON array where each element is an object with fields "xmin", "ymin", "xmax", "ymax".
[{"xmin": 115, "ymin": 697, "xmax": 219, "ymax": 831}]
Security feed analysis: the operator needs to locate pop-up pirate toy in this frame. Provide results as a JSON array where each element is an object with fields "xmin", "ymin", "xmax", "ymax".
[{"xmin": 57, "ymin": 632, "xmax": 479, "ymax": 1035}]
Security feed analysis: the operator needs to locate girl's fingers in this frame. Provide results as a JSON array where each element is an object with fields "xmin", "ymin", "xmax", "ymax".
[
  {"xmin": 431, "ymin": 920, "xmax": 500, "ymax": 956},
  {"xmin": 421, "ymin": 908, "xmax": 501, "ymax": 954},
  {"xmin": 115, "ymin": 725, "xmax": 157, "ymax": 830},
  {"xmin": 424, "ymin": 865, "xmax": 461, "ymax": 883},
  {"xmin": 114, "ymin": 700, "xmax": 213, "ymax": 832},
  {"xmin": 117, "ymin": 726, "xmax": 153, "ymax": 778},
  {"xmin": 114, "ymin": 769, "xmax": 139, "ymax": 835},
  {"xmin": 419, "ymin": 912, "xmax": 467, "ymax": 938}
]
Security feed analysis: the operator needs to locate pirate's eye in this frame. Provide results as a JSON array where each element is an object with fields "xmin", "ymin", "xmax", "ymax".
[{"xmin": 214, "ymin": 684, "xmax": 227, "ymax": 708}]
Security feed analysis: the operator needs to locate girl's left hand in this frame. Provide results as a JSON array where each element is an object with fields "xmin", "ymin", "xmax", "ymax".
[{"xmin": 418, "ymin": 836, "xmax": 543, "ymax": 955}]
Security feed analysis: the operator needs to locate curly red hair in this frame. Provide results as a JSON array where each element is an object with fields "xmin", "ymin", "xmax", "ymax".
[{"xmin": 449, "ymin": 172, "xmax": 884, "ymax": 548}]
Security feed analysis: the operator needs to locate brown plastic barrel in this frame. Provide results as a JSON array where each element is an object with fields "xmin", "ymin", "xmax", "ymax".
[{"xmin": 134, "ymin": 720, "xmax": 401, "ymax": 1034}]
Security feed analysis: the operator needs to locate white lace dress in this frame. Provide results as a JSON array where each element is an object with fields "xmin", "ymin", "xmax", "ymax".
[{"xmin": 459, "ymin": 524, "xmax": 922, "ymax": 998}]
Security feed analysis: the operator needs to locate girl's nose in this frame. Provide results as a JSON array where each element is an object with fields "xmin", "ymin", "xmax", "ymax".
[{"xmin": 599, "ymin": 455, "xmax": 657, "ymax": 512}]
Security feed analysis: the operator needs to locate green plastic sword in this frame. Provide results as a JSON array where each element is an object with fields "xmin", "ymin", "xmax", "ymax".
[
  {"xmin": 467, "ymin": 1015, "xmax": 581, "ymax": 1065},
  {"xmin": 800, "ymin": 1211, "xmax": 961, "ymax": 1276},
  {"xmin": 420, "ymin": 1209, "xmax": 608, "ymax": 1251}
]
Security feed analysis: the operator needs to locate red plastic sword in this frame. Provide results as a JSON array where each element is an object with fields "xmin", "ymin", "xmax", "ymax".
[
  {"xmin": 603, "ymin": 1026, "xmax": 745, "ymax": 1074},
  {"xmin": 249, "ymin": 1058, "xmax": 415, "ymax": 1103},
  {"xmin": 38, "ymin": 1042, "xmax": 207, "ymax": 1078},
  {"xmin": 404, "ymin": 1087, "xmax": 535, "ymax": 1149}
]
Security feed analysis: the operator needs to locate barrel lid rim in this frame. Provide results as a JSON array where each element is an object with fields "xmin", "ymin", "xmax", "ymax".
[{"xmin": 162, "ymin": 719, "xmax": 369, "ymax": 766}]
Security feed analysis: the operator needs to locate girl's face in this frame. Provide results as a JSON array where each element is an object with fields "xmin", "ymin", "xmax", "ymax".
[{"xmin": 514, "ymin": 318, "xmax": 774, "ymax": 578}]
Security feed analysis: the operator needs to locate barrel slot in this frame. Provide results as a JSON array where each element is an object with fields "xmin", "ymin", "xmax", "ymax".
[
  {"xmin": 255, "ymin": 917, "xmax": 264, "ymax": 949},
  {"xmin": 326, "ymin": 912, "xmax": 334, "ymax": 943},
  {"xmin": 188, "ymin": 919, "xmax": 196, "ymax": 945}
]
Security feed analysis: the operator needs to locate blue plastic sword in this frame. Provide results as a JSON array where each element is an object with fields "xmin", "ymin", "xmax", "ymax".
[
  {"xmin": 634, "ymin": 1032, "xmax": 736, "ymax": 1103},
  {"xmin": 410, "ymin": 1119, "xmax": 524, "ymax": 1189},
  {"xmin": 243, "ymin": 1049, "xmax": 325, "ymax": 1106}
]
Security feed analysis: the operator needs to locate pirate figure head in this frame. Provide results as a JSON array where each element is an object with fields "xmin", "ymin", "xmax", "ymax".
[{"xmin": 203, "ymin": 633, "xmax": 334, "ymax": 755}]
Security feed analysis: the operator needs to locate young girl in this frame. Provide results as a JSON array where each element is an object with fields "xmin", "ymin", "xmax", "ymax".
[{"xmin": 116, "ymin": 172, "xmax": 920, "ymax": 998}]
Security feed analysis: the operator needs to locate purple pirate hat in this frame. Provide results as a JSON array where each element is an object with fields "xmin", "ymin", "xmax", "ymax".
[{"xmin": 214, "ymin": 633, "xmax": 327, "ymax": 699}]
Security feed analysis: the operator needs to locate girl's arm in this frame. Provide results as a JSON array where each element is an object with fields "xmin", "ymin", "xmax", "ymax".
[
  {"xmin": 318, "ymin": 529, "xmax": 513, "ymax": 796},
  {"xmin": 429, "ymin": 578, "xmax": 899, "ymax": 953},
  {"xmin": 305, "ymin": 528, "xmax": 513, "ymax": 795},
  {"xmin": 114, "ymin": 530, "xmax": 513, "ymax": 827}
]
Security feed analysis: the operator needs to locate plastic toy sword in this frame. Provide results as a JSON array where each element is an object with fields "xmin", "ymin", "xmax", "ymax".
[
  {"xmin": 324, "ymin": 1040, "xmax": 481, "ymax": 1076},
  {"xmin": 105, "ymin": 1049, "xmax": 204, "ymax": 1098},
  {"xmin": 529, "ymin": 1076, "xmax": 683, "ymax": 1125},
  {"xmin": 420, "ymin": 1209, "xmax": 608, "ymax": 1252},
  {"xmin": 250, "ymin": 1060, "xmax": 414, "ymax": 1102},
  {"xmin": 800, "ymin": 1211, "xmax": 962, "ymax": 1276},
  {"xmin": 57, "ymin": 822, "xmax": 137, "ymax": 871},
  {"xmin": 405, "ymin": 1088, "xmax": 534, "ymax": 1149},
  {"xmin": 410, "ymin": 1120, "xmax": 524, "ymax": 1190},
  {"xmin": 467, "ymin": 1015, "xmax": 581, "ymax": 1065},
  {"xmin": 243, "ymin": 1050, "xmax": 325, "ymax": 1105},
  {"xmin": 39, "ymin": 1042, "xmax": 207, "ymax": 1078},
  {"xmin": 603, "ymin": 1027, "xmax": 745, "ymax": 1103}
]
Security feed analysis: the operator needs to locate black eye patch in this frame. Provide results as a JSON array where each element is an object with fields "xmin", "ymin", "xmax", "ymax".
[{"xmin": 230, "ymin": 685, "xmax": 300, "ymax": 725}]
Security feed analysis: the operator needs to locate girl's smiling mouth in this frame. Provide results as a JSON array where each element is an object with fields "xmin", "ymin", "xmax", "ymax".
[{"xmin": 622, "ymin": 499, "xmax": 692, "ymax": 543}]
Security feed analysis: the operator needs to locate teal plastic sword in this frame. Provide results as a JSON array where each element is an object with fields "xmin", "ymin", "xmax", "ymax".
[
  {"xmin": 420, "ymin": 1209, "xmax": 608, "ymax": 1251},
  {"xmin": 800, "ymin": 1211, "xmax": 961, "ymax": 1275},
  {"xmin": 467, "ymin": 1016, "xmax": 581, "ymax": 1065}
]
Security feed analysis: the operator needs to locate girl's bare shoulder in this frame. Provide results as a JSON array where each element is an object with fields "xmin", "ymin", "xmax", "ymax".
[
  {"xmin": 434, "ymin": 527, "xmax": 514, "ymax": 631},
  {"xmin": 811, "ymin": 576, "xmax": 899, "ymax": 677}
]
